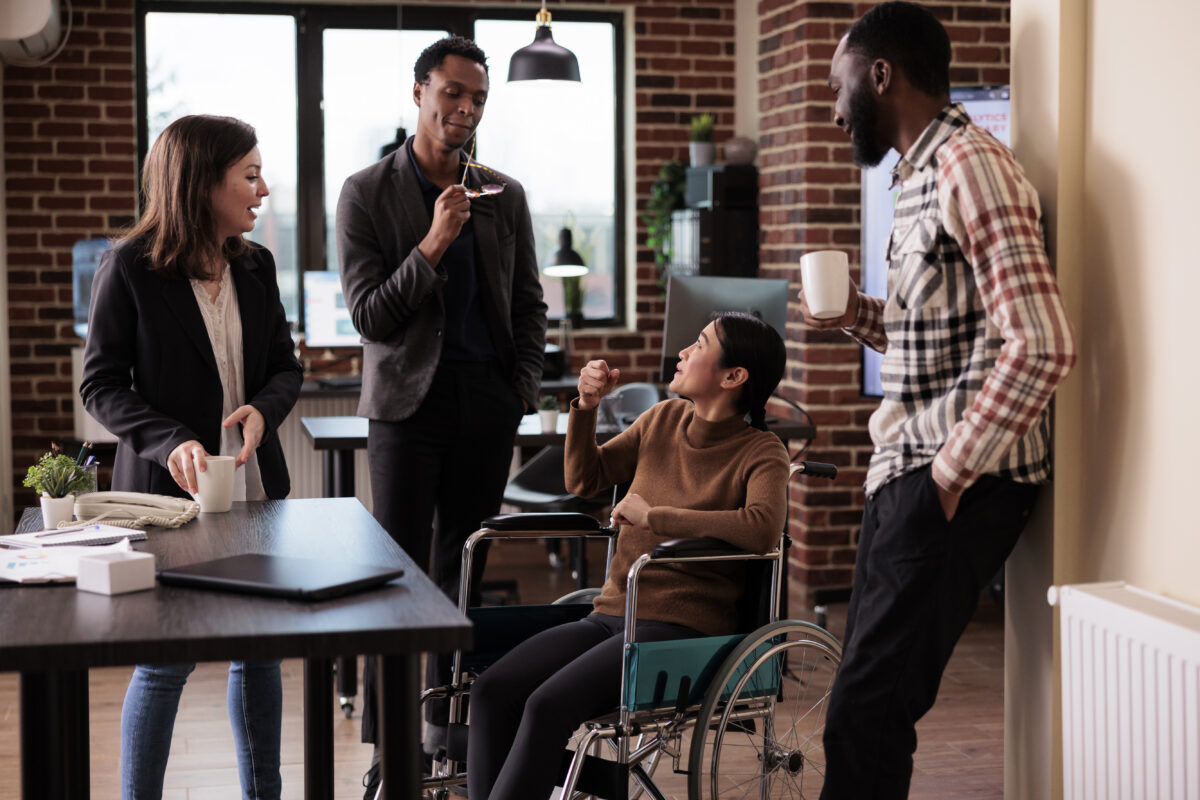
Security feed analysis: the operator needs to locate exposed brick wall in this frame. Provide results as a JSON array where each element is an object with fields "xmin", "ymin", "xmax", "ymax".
[
  {"xmin": 1, "ymin": 0, "xmax": 738, "ymax": 514},
  {"xmin": 3, "ymin": 0, "xmax": 137, "ymax": 514},
  {"xmin": 756, "ymin": 0, "xmax": 1011, "ymax": 603}
]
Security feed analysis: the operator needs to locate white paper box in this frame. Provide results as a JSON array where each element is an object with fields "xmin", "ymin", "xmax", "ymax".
[{"xmin": 76, "ymin": 550, "xmax": 155, "ymax": 595}]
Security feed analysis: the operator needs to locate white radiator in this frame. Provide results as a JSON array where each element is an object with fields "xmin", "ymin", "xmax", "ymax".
[
  {"xmin": 1049, "ymin": 581, "xmax": 1200, "ymax": 800},
  {"xmin": 276, "ymin": 395, "xmax": 373, "ymax": 509}
]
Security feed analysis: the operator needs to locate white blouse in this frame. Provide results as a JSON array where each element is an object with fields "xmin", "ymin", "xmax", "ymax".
[{"xmin": 190, "ymin": 266, "xmax": 266, "ymax": 501}]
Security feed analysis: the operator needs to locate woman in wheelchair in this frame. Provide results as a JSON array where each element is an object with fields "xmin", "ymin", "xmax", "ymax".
[{"xmin": 467, "ymin": 311, "xmax": 790, "ymax": 800}]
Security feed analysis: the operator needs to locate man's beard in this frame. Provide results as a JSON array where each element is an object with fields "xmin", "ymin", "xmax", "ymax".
[{"xmin": 847, "ymin": 84, "xmax": 889, "ymax": 168}]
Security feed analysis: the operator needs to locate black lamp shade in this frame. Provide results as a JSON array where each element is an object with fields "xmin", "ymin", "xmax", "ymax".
[
  {"xmin": 507, "ymin": 26, "xmax": 581, "ymax": 82},
  {"xmin": 544, "ymin": 227, "xmax": 587, "ymax": 277}
]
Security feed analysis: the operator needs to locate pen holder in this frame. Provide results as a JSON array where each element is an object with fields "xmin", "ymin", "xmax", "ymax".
[
  {"xmin": 76, "ymin": 550, "xmax": 156, "ymax": 595},
  {"xmin": 77, "ymin": 463, "xmax": 99, "ymax": 495}
]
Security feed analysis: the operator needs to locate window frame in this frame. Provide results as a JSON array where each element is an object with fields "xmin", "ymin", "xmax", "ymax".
[{"xmin": 135, "ymin": 1, "xmax": 628, "ymax": 333}]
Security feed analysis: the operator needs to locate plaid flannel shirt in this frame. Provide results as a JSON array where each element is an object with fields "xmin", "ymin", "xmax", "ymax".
[{"xmin": 846, "ymin": 104, "xmax": 1077, "ymax": 496}]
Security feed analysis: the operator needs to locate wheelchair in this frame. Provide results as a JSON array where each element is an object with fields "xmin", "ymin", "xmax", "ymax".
[{"xmin": 415, "ymin": 460, "xmax": 843, "ymax": 800}]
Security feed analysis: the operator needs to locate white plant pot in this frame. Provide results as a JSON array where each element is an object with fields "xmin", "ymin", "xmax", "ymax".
[
  {"xmin": 40, "ymin": 494, "xmax": 75, "ymax": 530},
  {"xmin": 538, "ymin": 409, "xmax": 559, "ymax": 434},
  {"xmin": 689, "ymin": 141, "xmax": 716, "ymax": 167}
]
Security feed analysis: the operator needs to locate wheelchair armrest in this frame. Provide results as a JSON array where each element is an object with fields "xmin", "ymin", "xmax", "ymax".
[
  {"xmin": 483, "ymin": 512, "xmax": 605, "ymax": 532},
  {"xmin": 650, "ymin": 537, "xmax": 750, "ymax": 559}
]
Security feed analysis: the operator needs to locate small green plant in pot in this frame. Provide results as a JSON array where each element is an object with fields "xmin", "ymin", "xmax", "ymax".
[
  {"xmin": 537, "ymin": 395, "xmax": 560, "ymax": 433},
  {"xmin": 688, "ymin": 113, "xmax": 716, "ymax": 166},
  {"xmin": 24, "ymin": 452, "xmax": 94, "ymax": 498},
  {"xmin": 24, "ymin": 451, "xmax": 95, "ymax": 529}
]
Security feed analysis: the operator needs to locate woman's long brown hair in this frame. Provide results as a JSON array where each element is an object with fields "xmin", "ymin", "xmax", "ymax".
[{"xmin": 121, "ymin": 115, "xmax": 257, "ymax": 279}]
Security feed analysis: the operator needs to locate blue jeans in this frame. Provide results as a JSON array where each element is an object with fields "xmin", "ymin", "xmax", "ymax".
[{"xmin": 120, "ymin": 660, "xmax": 283, "ymax": 800}]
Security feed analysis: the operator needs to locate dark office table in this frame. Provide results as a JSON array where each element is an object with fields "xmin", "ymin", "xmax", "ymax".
[
  {"xmin": 0, "ymin": 498, "xmax": 471, "ymax": 800},
  {"xmin": 301, "ymin": 413, "xmax": 816, "ymax": 498}
]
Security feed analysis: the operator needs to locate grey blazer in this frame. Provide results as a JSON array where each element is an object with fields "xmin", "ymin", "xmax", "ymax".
[{"xmin": 336, "ymin": 141, "xmax": 547, "ymax": 421}]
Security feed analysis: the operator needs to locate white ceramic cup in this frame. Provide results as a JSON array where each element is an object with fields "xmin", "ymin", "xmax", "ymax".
[
  {"xmin": 800, "ymin": 250, "xmax": 851, "ymax": 319},
  {"xmin": 191, "ymin": 454, "xmax": 235, "ymax": 513},
  {"xmin": 538, "ymin": 409, "xmax": 559, "ymax": 434}
]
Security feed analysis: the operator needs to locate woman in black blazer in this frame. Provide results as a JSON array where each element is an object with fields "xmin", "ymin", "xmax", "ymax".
[{"xmin": 80, "ymin": 115, "xmax": 302, "ymax": 800}]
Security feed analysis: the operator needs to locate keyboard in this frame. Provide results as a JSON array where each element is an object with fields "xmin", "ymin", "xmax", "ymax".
[{"xmin": 316, "ymin": 376, "xmax": 362, "ymax": 390}]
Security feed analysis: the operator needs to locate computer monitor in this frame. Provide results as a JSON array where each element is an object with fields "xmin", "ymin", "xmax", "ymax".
[
  {"xmin": 303, "ymin": 270, "xmax": 360, "ymax": 348},
  {"xmin": 72, "ymin": 238, "xmax": 110, "ymax": 338},
  {"xmin": 661, "ymin": 276, "xmax": 790, "ymax": 382}
]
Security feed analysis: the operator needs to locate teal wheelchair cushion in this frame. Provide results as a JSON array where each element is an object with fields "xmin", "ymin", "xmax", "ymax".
[{"xmin": 623, "ymin": 633, "xmax": 785, "ymax": 712}]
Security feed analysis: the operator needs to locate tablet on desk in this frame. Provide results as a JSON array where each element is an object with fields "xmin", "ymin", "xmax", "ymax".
[{"xmin": 157, "ymin": 554, "xmax": 404, "ymax": 601}]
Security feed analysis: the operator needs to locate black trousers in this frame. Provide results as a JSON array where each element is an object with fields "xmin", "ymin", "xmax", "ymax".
[
  {"xmin": 467, "ymin": 613, "xmax": 701, "ymax": 800},
  {"xmin": 360, "ymin": 360, "xmax": 524, "ymax": 744},
  {"xmin": 819, "ymin": 465, "xmax": 1040, "ymax": 800}
]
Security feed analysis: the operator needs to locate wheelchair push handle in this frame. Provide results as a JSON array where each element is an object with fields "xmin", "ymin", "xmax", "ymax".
[{"xmin": 790, "ymin": 461, "xmax": 838, "ymax": 480}]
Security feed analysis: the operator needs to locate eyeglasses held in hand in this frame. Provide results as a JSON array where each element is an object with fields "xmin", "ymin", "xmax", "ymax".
[{"xmin": 460, "ymin": 135, "xmax": 506, "ymax": 199}]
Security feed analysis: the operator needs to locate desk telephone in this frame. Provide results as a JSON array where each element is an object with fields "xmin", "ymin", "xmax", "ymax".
[{"xmin": 74, "ymin": 491, "xmax": 200, "ymax": 529}]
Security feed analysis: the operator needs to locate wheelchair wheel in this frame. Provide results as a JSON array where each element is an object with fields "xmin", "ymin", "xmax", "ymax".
[{"xmin": 687, "ymin": 620, "xmax": 841, "ymax": 799}]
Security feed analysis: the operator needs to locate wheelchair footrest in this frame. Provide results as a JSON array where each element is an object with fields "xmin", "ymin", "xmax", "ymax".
[{"xmin": 557, "ymin": 749, "xmax": 630, "ymax": 800}]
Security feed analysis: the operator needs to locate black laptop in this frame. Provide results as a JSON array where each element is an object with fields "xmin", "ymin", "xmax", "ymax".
[{"xmin": 157, "ymin": 554, "xmax": 404, "ymax": 601}]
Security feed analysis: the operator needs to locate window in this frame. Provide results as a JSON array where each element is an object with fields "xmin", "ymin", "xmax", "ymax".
[
  {"xmin": 474, "ymin": 20, "xmax": 618, "ymax": 322},
  {"xmin": 139, "ymin": 4, "xmax": 626, "ymax": 335},
  {"xmin": 143, "ymin": 11, "xmax": 299, "ymax": 316},
  {"xmin": 322, "ymin": 27, "xmax": 448, "ymax": 270}
]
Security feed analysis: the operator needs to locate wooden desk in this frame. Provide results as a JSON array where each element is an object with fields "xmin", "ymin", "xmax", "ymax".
[
  {"xmin": 0, "ymin": 498, "xmax": 471, "ymax": 800},
  {"xmin": 302, "ymin": 414, "xmax": 816, "ymax": 501}
]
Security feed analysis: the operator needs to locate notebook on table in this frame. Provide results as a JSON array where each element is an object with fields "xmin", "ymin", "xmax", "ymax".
[
  {"xmin": 157, "ymin": 554, "xmax": 404, "ymax": 601},
  {"xmin": 0, "ymin": 523, "xmax": 147, "ymax": 549}
]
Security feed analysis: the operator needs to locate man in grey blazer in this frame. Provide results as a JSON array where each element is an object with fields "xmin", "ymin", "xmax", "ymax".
[{"xmin": 336, "ymin": 36, "xmax": 547, "ymax": 782}]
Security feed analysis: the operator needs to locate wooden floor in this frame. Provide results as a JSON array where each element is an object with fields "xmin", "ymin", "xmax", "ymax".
[{"xmin": 0, "ymin": 539, "xmax": 1006, "ymax": 799}]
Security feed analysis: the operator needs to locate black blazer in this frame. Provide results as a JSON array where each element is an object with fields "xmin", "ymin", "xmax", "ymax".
[
  {"xmin": 80, "ymin": 236, "xmax": 303, "ymax": 498},
  {"xmin": 336, "ymin": 140, "xmax": 547, "ymax": 420}
]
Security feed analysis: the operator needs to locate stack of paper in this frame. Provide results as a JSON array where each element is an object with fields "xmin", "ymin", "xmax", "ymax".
[{"xmin": 0, "ymin": 523, "xmax": 147, "ymax": 549}]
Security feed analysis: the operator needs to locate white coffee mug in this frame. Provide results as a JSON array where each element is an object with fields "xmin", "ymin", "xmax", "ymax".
[
  {"xmin": 191, "ymin": 454, "xmax": 235, "ymax": 513},
  {"xmin": 800, "ymin": 250, "xmax": 851, "ymax": 320}
]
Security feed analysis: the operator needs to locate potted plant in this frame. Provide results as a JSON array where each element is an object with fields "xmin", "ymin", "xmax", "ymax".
[
  {"xmin": 537, "ymin": 395, "xmax": 560, "ymax": 434},
  {"xmin": 639, "ymin": 159, "xmax": 687, "ymax": 287},
  {"xmin": 24, "ymin": 450, "xmax": 95, "ymax": 529},
  {"xmin": 688, "ymin": 113, "xmax": 716, "ymax": 167}
]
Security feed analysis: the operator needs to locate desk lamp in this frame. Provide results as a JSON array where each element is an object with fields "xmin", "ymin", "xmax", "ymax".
[{"xmin": 543, "ymin": 226, "xmax": 588, "ymax": 358}]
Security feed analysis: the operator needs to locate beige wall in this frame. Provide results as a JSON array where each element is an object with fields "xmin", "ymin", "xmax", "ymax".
[
  {"xmin": 1073, "ymin": 0, "xmax": 1200, "ymax": 598},
  {"xmin": 1010, "ymin": 0, "xmax": 1200, "ymax": 795}
]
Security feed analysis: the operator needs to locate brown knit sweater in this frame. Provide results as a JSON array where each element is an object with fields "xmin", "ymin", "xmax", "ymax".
[{"xmin": 564, "ymin": 397, "xmax": 789, "ymax": 636}]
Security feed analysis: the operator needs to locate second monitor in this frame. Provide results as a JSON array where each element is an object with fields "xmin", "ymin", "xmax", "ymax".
[
  {"xmin": 661, "ymin": 275, "xmax": 790, "ymax": 382},
  {"xmin": 303, "ymin": 270, "xmax": 360, "ymax": 349}
]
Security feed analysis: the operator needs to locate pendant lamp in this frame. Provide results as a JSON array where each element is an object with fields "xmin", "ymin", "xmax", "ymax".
[{"xmin": 507, "ymin": 1, "xmax": 581, "ymax": 83}]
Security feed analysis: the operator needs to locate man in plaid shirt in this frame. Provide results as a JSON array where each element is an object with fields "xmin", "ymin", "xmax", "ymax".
[{"xmin": 801, "ymin": 3, "xmax": 1077, "ymax": 797}]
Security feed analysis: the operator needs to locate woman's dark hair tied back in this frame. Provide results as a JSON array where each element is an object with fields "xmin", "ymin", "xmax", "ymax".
[{"xmin": 711, "ymin": 311, "xmax": 786, "ymax": 431}]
